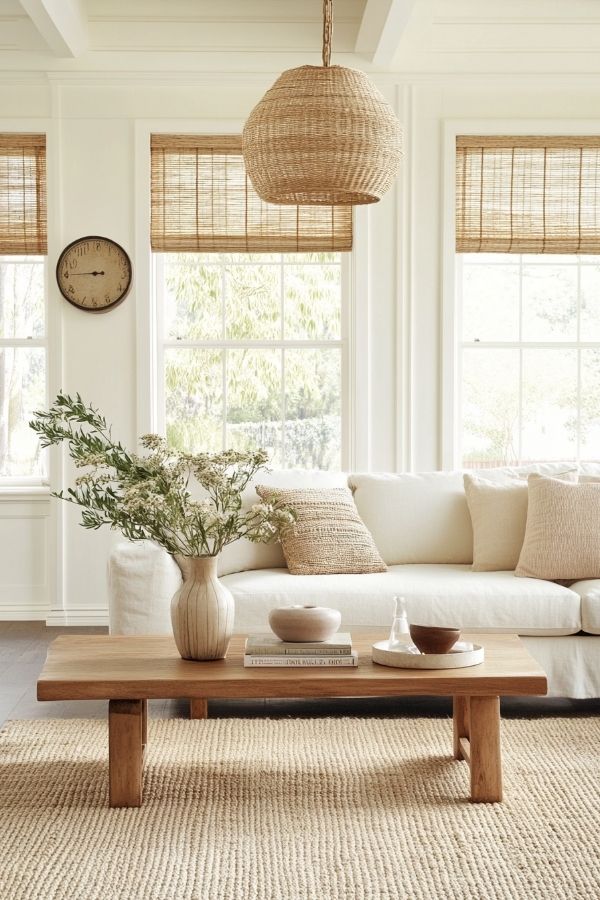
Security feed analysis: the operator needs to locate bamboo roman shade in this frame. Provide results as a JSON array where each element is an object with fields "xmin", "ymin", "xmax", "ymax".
[
  {"xmin": 0, "ymin": 134, "xmax": 47, "ymax": 255},
  {"xmin": 456, "ymin": 136, "xmax": 600, "ymax": 254},
  {"xmin": 150, "ymin": 135, "xmax": 352, "ymax": 253}
]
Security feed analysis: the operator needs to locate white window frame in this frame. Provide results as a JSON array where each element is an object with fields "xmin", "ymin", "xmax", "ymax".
[
  {"xmin": 135, "ymin": 119, "xmax": 370, "ymax": 471},
  {"xmin": 0, "ymin": 118, "xmax": 54, "ymax": 492},
  {"xmin": 442, "ymin": 118, "xmax": 600, "ymax": 470},
  {"xmin": 0, "ymin": 255, "xmax": 49, "ymax": 486}
]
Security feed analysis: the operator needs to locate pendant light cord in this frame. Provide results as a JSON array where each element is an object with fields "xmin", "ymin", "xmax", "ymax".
[{"xmin": 322, "ymin": 0, "xmax": 333, "ymax": 67}]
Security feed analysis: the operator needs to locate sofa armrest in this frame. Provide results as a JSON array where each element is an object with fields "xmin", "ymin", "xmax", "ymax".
[{"xmin": 107, "ymin": 540, "xmax": 181, "ymax": 635}]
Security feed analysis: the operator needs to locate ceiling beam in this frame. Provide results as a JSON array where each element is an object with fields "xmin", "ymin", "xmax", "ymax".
[
  {"xmin": 19, "ymin": 0, "xmax": 88, "ymax": 58},
  {"xmin": 355, "ymin": 0, "xmax": 416, "ymax": 67}
]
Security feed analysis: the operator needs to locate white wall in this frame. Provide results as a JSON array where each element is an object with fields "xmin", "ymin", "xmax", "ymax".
[{"xmin": 2, "ymin": 71, "xmax": 600, "ymax": 622}]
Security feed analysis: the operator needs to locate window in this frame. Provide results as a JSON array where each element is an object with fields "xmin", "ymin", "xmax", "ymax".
[
  {"xmin": 457, "ymin": 252, "xmax": 600, "ymax": 468},
  {"xmin": 454, "ymin": 134, "xmax": 600, "ymax": 469},
  {"xmin": 150, "ymin": 134, "xmax": 351, "ymax": 470},
  {"xmin": 0, "ymin": 256, "xmax": 46, "ymax": 479},
  {"xmin": 154, "ymin": 251, "xmax": 345, "ymax": 469},
  {"xmin": 0, "ymin": 134, "xmax": 47, "ymax": 481}
]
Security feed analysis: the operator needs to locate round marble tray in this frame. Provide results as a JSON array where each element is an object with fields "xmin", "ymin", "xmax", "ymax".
[{"xmin": 372, "ymin": 640, "xmax": 485, "ymax": 670}]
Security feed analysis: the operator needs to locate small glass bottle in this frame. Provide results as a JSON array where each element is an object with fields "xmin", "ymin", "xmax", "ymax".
[{"xmin": 388, "ymin": 595, "xmax": 413, "ymax": 652}]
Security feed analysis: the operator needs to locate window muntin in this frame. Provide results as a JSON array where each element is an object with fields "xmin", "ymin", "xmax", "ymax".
[
  {"xmin": 156, "ymin": 251, "xmax": 345, "ymax": 470},
  {"xmin": 458, "ymin": 253, "xmax": 600, "ymax": 468},
  {"xmin": 0, "ymin": 255, "xmax": 46, "ymax": 480}
]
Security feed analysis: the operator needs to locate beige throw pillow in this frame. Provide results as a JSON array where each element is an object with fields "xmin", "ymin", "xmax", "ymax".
[
  {"xmin": 256, "ymin": 485, "xmax": 387, "ymax": 576},
  {"xmin": 516, "ymin": 474, "xmax": 600, "ymax": 580},
  {"xmin": 463, "ymin": 474, "xmax": 528, "ymax": 571}
]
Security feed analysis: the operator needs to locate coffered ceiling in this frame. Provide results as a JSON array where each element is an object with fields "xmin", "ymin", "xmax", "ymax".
[{"xmin": 1, "ymin": 1, "xmax": 600, "ymax": 74}]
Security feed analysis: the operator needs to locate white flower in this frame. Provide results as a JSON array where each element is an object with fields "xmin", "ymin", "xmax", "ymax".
[
  {"xmin": 139, "ymin": 434, "xmax": 167, "ymax": 451},
  {"xmin": 74, "ymin": 452, "xmax": 107, "ymax": 468}
]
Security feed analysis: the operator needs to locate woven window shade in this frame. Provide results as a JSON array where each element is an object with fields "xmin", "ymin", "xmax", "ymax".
[
  {"xmin": 151, "ymin": 135, "xmax": 352, "ymax": 253},
  {"xmin": 456, "ymin": 135, "xmax": 600, "ymax": 254},
  {"xmin": 0, "ymin": 134, "xmax": 46, "ymax": 255}
]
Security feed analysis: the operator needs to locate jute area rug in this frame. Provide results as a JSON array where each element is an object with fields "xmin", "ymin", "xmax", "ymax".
[{"xmin": 0, "ymin": 717, "xmax": 598, "ymax": 900}]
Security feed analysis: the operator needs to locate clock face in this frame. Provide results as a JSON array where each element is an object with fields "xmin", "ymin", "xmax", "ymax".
[{"xmin": 56, "ymin": 236, "xmax": 132, "ymax": 312}]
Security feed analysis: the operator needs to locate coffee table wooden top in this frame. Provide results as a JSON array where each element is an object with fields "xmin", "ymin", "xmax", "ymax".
[{"xmin": 37, "ymin": 631, "xmax": 547, "ymax": 701}]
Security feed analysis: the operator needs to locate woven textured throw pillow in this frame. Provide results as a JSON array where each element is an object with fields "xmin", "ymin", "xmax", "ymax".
[
  {"xmin": 515, "ymin": 474, "xmax": 600, "ymax": 580},
  {"xmin": 256, "ymin": 486, "xmax": 387, "ymax": 576}
]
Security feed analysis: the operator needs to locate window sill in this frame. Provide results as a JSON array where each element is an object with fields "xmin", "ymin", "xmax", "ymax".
[{"xmin": 0, "ymin": 484, "xmax": 52, "ymax": 501}]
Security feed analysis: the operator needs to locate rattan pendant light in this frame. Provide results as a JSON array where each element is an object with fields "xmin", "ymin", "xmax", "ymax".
[{"xmin": 242, "ymin": 0, "xmax": 403, "ymax": 206}]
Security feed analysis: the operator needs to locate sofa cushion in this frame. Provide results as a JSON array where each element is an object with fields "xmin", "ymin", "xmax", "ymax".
[
  {"xmin": 255, "ymin": 485, "xmax": 386, "ymax": 575},
  {"xmin": 464, "ymin": 468, "xmax": 578, "ymax": 572},
  {"xmin": 569, "ymin": 580, "xmax": 600, "ymax": 634},
  {"xmin": 348, "ymin": 472, "xmax": 474, "ymax": 565},
  {"xmin": 516, "ymin": 475, "xmax": 600, "ymax": 580},
  {"xmin": 464, "ymin": 475, "xmax": 527, "ymax": 571},
  {"xmin": 221, "ymin": 564, "xmax": 581, "ymax": 636},
  {"xmin": 348, "ymin": 464, "xmax": 578, "ymax": 567},
  {"xmin": 216, "ymin": 469, "xmax": 348, "ymax": 576}
]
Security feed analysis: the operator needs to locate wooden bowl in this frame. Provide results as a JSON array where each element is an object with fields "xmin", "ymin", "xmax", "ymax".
[{"xmin": 409, "ymin": 624, "xmax": 461, "ymax": 655}]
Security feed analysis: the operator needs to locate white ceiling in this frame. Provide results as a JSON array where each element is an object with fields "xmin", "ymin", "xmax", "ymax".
[{"xmin": 2, "ymin": 0, "xmax": 600, "ymax": 74}]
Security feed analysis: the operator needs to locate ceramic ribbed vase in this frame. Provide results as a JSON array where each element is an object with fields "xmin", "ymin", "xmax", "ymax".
[{"xmin": 171, "ymin": 555, "xmax": 234, "ymax": 660}]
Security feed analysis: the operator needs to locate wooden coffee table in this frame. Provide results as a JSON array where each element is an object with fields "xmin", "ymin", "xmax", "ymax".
[{"xmin": 37, "ymin": 630, "xmax": 547, "ymax": 808}]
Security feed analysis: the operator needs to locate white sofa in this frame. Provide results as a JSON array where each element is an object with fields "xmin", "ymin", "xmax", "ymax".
[{"xmin": 108, "ymin": 463, "xmax": 600, "ymax": 699}]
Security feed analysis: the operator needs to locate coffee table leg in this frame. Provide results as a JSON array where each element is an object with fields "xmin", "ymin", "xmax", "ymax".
[
  {"xmin": 468, "ymin": 695, "xmax": 502, "ymax": 803},
  {"xmin": 109, "ymin": 699, "xmax": 143, "ymax": 808},
  {"xmin": 141, "ymin": 699, "xmax": 147, "ymax": 747},
  {"xmin": 189, "ymin": 699, "xmax": 208, "ymax": 719},
  {"xmin": 452, "ymin": 696, "xmax": 470, "ymax": 760}
]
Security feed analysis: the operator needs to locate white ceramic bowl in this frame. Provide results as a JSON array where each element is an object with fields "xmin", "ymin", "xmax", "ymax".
[{"xmin": 268, "ymin": 605, "xmax": 342, "ymax": 642}]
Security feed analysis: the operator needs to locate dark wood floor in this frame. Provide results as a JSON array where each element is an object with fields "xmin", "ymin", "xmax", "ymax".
[{"xmin": 1, "ymin": 622, "xmax": 599, "ymax": 727}]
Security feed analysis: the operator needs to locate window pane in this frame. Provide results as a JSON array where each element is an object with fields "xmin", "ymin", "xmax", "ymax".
[
  {"xmin": 226, "ymin": 349, "xmax": 282, "ymax": 466},
  {"xmin": 522, "ymin": 265, "xmax": 577, "ymax": 341},
  {"xmin": 521, "ymin": 349, "xmax": 577, "ymax": 462},
  {"xmin": 461, "ymin": 262, "xmax": 519, "ymax": 342},
  {"xmin": 164, "ymin": 255, "xmax": 222, "ymax": 340},
  {"xmin": 520, "ymin": 254, "xmax": 576, "ymax": 265},
  {"xmin": 158, "ymin": 250, "xmax": 344, "ymax": 471},
  {"xmin": 461, "ymin": 349, "xmax": 520, "ymax": 468},
  {"xmin": 580, "ymin": 265, "xmax": 600, "ymax": 341},
  {"xmin": 580, "ymin": 349, "xmax": 600, "ymax": 462},
  {"xmin": 284, "ymin": 262, "xmax": 341, "ymax": 340},
  {"xmin": 164, "ymin": 348, "xmax": 223, "ymax": 452},
  {"xmin": 0, "ymin": 347, "xmax": 45, "ymax": 477},
  {"xmin": 216, "ymin": 253, "xmax": 281, "ymax": 265},
  {"xmin": 284, "ymin": 348, "xmax": 341, "ymax": 469},
  {"xmin": 225, "ymin": 264, "xmax": 280, "ymax": 340},
  {"xmin": 0, "ymin": 257, "xmax": 44, "ymax": 338},
  {"xmin": 283, "ymin": 252, "xmax": 337, "ymax": 264}
]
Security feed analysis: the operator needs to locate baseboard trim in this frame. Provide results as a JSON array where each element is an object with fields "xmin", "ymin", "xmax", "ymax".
[
  {"xmin": 0, "ymin": 607, "xmax": 49, "ymax": 621},
  {"xmin": 45, "ymin": 609, "xmax": 109, "ymax": 627}
]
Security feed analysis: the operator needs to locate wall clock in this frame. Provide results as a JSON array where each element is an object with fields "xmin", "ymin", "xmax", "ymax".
[{"xmin": 56, "ymin": 236, "xmax": 132, "ymax": 312}]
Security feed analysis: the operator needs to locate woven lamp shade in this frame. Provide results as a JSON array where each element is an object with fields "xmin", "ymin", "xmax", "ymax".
[{"xmin": 242, "ymin": 65, "xmax": 403, "ymax": 206}]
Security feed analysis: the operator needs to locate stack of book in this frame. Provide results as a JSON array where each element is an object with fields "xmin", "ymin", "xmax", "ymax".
[{"xmin": 243, "ymin": 633, "xmax": 357, "ymax": 667}]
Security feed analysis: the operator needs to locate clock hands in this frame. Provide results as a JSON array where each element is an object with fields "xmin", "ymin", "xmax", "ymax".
[{"xmin": 64, "ymin": 271, "xmax": 105, "ymax": 278}]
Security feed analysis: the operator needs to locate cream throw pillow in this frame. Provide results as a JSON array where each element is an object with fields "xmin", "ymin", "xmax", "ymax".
[
  {"xmin": 463, "ymin": 475, "xmax": 528, "ymax": 571},
  {"xmin": 256, "ymin": 485, "xmax": 387, "ymax": 576},
  {"xmin": 516, "ymin": 474, "xmax": 600, "ymax": 580}
]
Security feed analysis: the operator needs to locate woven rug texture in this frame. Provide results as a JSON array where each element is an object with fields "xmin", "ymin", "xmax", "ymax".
[{"xmin": 0, "ymin": 716, "xmax": 599, "ymax": 900}]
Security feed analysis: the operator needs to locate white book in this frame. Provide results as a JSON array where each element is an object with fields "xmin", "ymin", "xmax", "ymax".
[{"xmin": 243, "ymin": 652, "xmax": 359, "ymax": 668}]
